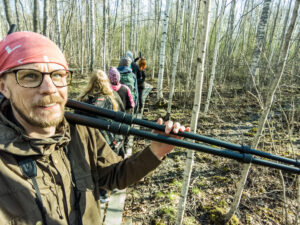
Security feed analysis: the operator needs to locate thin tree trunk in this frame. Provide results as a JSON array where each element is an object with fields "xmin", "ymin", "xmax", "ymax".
[
  {"xmin": 185, "ymin": 0, "xmax": 200, "ymax": 98},
  {"xmin": 33, "ymin": 0, "xmax": 39, "ymax": 32},
  {"xmin": 227, "ymin": 0, "xmax": 236, "ymax": 57},
  {"xmin": 166, "ymin": 0, "xmax": 186, "ymax": 118},
  {"xmin": 276, "ymin": 0, "xmax": 293, "ymax": 65},
  {"xmin": 151, "ymin": 0, "xmax": 160, "ymax": 79},
  {"xmin": 89, "ymin": 0, "xmax": 95, "ymax": 72},
  {"xmin": 43, "ymin": 0, "xmax": 48, "ymax": 36},
  {"xmin": 146, "ymin": 0, "xmax": 151, "ymax": 58},
  {"xmin": 15, "ymin": 0, "xmax": 20, "ymax": 30},
  {"xmin": 130, "ymin": 0, "xmax": 134, "ymax": 50},
  {"xmin": 224, "ymin": 0, "xmax": 300, "ymax": 222},
  {"xmin": 204, "ymin": 0, "xmax": 226, "ymax": 114},
  {"xmin": 55, "ymin": 0, "xmax": 62, "ymax": 48},
  {"xmin": 121, "ymin": 0, "xmax": 125, "ymax": 56},
  {"xmin": 176, "ymin": 1, "xmax": 210, "ymax": 224},
  {"xmin": 103, "ymin": 0, "xmax": 107, "ymax": 71},
  {"xmin": 157, "ymin": 0, "xmax": 171, "ymax": 101},
  {"xmin": 248, "ymin": 0, "xmax": 272, "ymax": 87},
  {"xmin": 3, "ymin": 0, "xmax": 14, "ymax": 26}
]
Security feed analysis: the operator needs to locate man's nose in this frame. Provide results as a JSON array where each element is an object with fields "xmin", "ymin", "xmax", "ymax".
[{"xmin": 39, "ymin": 75, "xmax": 56, "ymax": 94}]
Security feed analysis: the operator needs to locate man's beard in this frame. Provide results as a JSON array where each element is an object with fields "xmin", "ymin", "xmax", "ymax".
[{"xmin": 11, "ymin": 94, "xmax": 65, "ymax": 128}]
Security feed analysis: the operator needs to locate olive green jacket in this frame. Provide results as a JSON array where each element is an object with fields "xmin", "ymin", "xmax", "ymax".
[{"xmin": 0, "ymin": 99, "xmax": 161, "ymax": 225}]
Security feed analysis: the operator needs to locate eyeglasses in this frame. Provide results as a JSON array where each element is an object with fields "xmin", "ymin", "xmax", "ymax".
[{"xmin": 4, "ymin": 69, "xmax": 73, "ymax": 88}]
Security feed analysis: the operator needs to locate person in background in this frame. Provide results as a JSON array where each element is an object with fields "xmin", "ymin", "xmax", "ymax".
[
  {"xmin": 126, "ymin": 50, "xmax": 140, "ymax": 76},
  {"xmin": 108, "ymin": 67, "xmax": 135, "ymax": 113},
  {"xmin": 117, "ymin": 57, "xmax": 138, "ymax": 110},
  {"xmin": 77, "ymin": 70, "xmax": 125, "ymax": 157},
  {"xmin": 0, "ymin": 31, "xmax": 188, "ymax": 225},
  {"xmin": 77, "ymin": 70, "xmax": 126, "ymax": 203},
  {"xmin": 137, "ymin": 58, "xmax": 147, "ymax": 113}
]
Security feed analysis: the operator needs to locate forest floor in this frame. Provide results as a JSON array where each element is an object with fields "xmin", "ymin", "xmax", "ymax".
[
  {"xmin": 122, "ymin": 79, "xmax": 300, "ymax": 225},
  {"xmin": 69, "ymin": 74, "xmax": 300, "ymax": 225}
]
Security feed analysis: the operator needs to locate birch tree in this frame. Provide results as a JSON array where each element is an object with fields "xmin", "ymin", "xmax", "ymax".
[
  {"xmin": 157, "ymin": 0, "xmax": 171, "ymax": 101},
  {"xmin": 151, "ymin": 0, "xmax": 162, "ymax": 79},
  {"xmin": 3, "ymin": 0, "xmax": 14, "ymax": 26},
  {"xmin": 121, "ymin": 0, "xmax": 125, "ymax": 56},
  {"xmin": 103, "ymin": 0, "xmax": 107, "ymax": 70},
  {"xmin": 185, "ymin": 0, "xmax": 200, "ymax": 96},
  {"xmin": 15, "ymin": 0, "xmax": 20, "ymax": 30},
  {"xmin": 248, "ymin": 0, "xmax": 272, "ymax": 87},
  {"xmin": 43, "ymin": 0, "xmax": 49, "ymax": 36},
  {"xmin": 226, "ymin": 0, "xmax": 236, "ymax": 57},
  {"xmin": 176, "ymin": 1, "xmax": 211, "ymax": 224},
  {"xmin": 166, "ymin": 0, "xmax": 186, "ymax": 118},
  {"xmin": 33, "ymin": 0, "xmax": 39, "ymax": 32},
  {"xmin": 224, "ymin": 0, "xmax": 299, "ymax": 222},
  {"xmin": 55, "ymin": 0, "xmax": 62, "ymax": 48},
  {"xmin": 89, "ymin": 0, "xmax": 95, "ymax": 72},
  {"xmin": 130, "ymin": 0, "xmax": 134, "ymax": 50},
  {"xmin": 204, "ymin": 0, "xmax": 226, "ymax": 114}
]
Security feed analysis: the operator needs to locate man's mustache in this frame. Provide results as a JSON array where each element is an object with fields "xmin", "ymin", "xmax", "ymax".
[{"xmin": 33, "ymin": 95, "xmax": 65, "ymax": 107}]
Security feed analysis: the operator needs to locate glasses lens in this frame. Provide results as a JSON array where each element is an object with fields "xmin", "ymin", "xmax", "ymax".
[
  {"xmin": 16, "ymin": 70, "xmax": 43, "ymax": 88},
  {"xmin": 51, "ymin": 70, "xmax": 72, "ymax": 87}
]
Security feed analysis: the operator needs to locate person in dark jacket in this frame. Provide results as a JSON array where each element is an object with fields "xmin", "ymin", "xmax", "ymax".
[
  {"xmin": 126, "ymin": 50, "xmax": 140, "ymax": 76},
  {"xmin": 136, "ymin": 58, "xmax": 147, "ymax": 113},
  {"xmin": 117, "ymin": 57, "xmax": 139, "ymax": 109},
  {"xmin": 108, "ymin": 67, "xmax": 135, "ymax": 112},
  {"xmin": 0, "ymin": 31, "xmax": 188, "ymax": 225}
]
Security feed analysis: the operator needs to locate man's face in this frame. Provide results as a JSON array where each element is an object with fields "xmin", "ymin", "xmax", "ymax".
[{"xmin": 0, "ymin": 63, "xmax": 68, "ymax": 128}]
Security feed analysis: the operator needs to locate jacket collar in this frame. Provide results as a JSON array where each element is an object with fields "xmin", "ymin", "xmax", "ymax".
[
  {"xmin": 117, "ymin": 66, "xmax": 132, "ymax": 74},
  {"xmin": 0, "ymin": 98, "xmax": 71, "ymax": 157}
]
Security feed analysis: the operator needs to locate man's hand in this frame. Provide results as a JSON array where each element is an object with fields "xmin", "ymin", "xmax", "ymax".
[{"xmin": 150, "ymin": 118, "xmax": 190, "ymax": 160}]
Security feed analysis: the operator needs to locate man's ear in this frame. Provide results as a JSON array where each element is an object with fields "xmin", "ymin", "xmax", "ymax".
[{"xmin": 0, "ymin": 77, "xmax": 11, "ymax": 99}]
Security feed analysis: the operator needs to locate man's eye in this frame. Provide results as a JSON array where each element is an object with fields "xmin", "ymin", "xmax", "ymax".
[
  {"xmin": 21, "ymin": 73, "xmax": 39, "ymax": 80},
  {"xmin": 52, "ymin": 73, "xmax": 64, "ymax": 79}
]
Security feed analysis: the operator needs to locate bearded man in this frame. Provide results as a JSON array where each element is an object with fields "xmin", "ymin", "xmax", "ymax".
[{"xmin": 0, "ymin": 32, "xmax": 188, "ymax": 225}]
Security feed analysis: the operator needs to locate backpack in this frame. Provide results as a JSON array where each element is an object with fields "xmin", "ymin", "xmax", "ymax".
[
  {"xmin": 81, "ymin": 95, "xmax": 125, "ymax": 156},
  {"xmin": 120, "ymin": 72, "xmax": 138, "ymax": 103}
]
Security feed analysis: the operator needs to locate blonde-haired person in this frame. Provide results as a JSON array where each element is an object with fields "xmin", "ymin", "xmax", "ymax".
[
  {"xmin": 78, "ymin": 70, "xmax": 126, "ymax": 203},
  {"xmin": 137, "ymin": 58, "xmax": 147, "ymax": 113},
  {"xmin": 78, "ymin": 70, "xmax": 124, "ymax": 112}
]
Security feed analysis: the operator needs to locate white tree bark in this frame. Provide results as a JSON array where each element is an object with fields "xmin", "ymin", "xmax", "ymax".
[
  {"xmin": 176, "ymin": 0, "xmax": 210, "ymax": 224},
  {"xmin": 89, "ymin": 0, "xmax": 95, "ymax": 72},
  {"xmin": 204, "ymin": 0, "xmax": 226, "ymax": 114},
  {"xmin": 166, "ymin": 0, "xmax": 186, "ymax": 117},
  {"xmin": 43, "ymin": 0, "xmax": 48, "ymax": 36},
  {"xmin": 55, "ymin": 0, "xmax": 62, "ymax": 48},
  {"xmin": 121, "ymin": 0, "xmax": 125, "ymax": 56},
  {"xmin": 130, "ymin": 0, "xmax": 134, "ymax": 50},
  {"xmin": 224, "ymin": 0, "xmax": 299, "ymax": 222},
  {"xmin": 157, "ymin": 0, "xmax": 171, "ymax": 101},
  {"xmin": 103, "ymin": 0, "xmax": 107, "ymax": 71},
  {"xmin": 248, "ymin": 0, "xmax": 272, "ymax": 87},
  {"xmin": 185, "ymin": 0, "xmax": 200, "ymax": 97},
  {"xmin": 227, "ymin": 0, "xmax": 236, "ymax": 56}
]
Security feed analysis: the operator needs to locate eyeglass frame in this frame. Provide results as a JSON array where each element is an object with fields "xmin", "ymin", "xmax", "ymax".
[{"xmin": 2, "ymin": 69, "xmax": 73, "ymax": 88}]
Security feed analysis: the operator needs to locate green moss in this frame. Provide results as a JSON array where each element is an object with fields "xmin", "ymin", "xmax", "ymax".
[
  {"xmin": 184, "ymin": 216, "xmax": 197, "ymax": 225},
  {"xmin": 167, "ymin": 191, "xmax": 179, "ymax": 202},
  {"xmin": 191, "ymin": 187, "xmax": 201, "ymax": 195},
  {"xmin": 159, "ymin": 206, "xmax": 176, "ymax": 221},
  {"xmin": 221, "ymin": 166, "xmax": 231, "ymax": 173},
  {"xmin": 212, "ymin": 175, "xmax": 230, "ymax": 183},
  {"xmin": 171, "ymin": 179, "xmax": 182, "ymax": 189},
  {"xmin": 204, "ymin": 206, "xmax": 240, "ymax": 225},
  {"xmin": 155, "ymin": 191, "xmax": 164, "ymax": 199}
]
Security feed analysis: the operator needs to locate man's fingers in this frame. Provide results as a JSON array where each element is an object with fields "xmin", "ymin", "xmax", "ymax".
[
  {"xmin": 157, "ymin": 118, "xmax": 163, "ymax": 125},
  {"xmin": 164, "ymin": 120, "xmax": 173, "ymax": 134}
]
